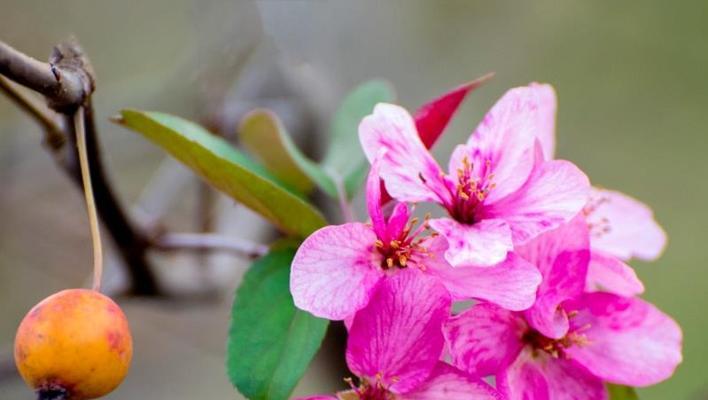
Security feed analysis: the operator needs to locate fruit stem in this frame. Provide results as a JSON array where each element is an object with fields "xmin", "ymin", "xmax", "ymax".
[{"xmin": 75, "ymin": 107, "xmax": 104, "ymax": 292}]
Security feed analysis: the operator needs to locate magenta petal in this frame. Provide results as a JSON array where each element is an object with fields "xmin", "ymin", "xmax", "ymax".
[
  {"xmin": 295, "ymin": 396, "xmax": 337, "ymax": 400},
  {"xmin": 414, "ymin": 74, "xmax": 493, "ymax": 149},
  {"xmin": 428, "ymin": 252, "xmax": 541, "ymax": 311},
  {"xmin": 291, "ymin": 223, "xmax": 383, "ymax": 320},
  {"xmin": 444, "ymin": 303, "xmax": 524, "ymax": 377},
  {"xmin": 403, "ymin": 362, "xmax": 501, "ymax": 400},
  {"xmin": 587, "ymin": 187, "xmax": 667, "ymax": 261},
  {"xmin": 366, "ymin": 153, "xmax": 388, "ymax": 240},
  {"xmin": 429, "ymin": 218, "xmax": 513, "ymax": 267},
  {"xmin": 485, "ymin": 153, "xmax": 590, "ymax": 246},
  {"xmin": 565, "ymin": 293, "xmax": 683, "ymax": 387},
  {"xmin": 518, "ymin": 215, "xmax": 591, "ymax": 338},
  {"xmin": 498, "ymin": 349, "xmax": 607, "ymax": 400},
  {"xmin": 586, "ymin": 250, "xmax": 645, "ymax": 296},
  {"xmin": 386, "ymin": 202, "xmax": 411, "ymax": 240},
  {"xmin": 359, "ymin": 103, "xmax": 451, "ymax": 204},
  {"xmin": 346, "ymin": 270, "xmax": 451, "ymax": 393}
]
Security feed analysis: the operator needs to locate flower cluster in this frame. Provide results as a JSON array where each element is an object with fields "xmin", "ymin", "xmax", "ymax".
[{"xmin": 291, "ymin": 82, "xmax": 682, "ymax": 399}]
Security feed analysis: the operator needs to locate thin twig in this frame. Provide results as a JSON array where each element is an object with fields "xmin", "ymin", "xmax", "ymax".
[
  {"xmin": 153, "ymin": 233, "xmax": 268, "ymax": 259},
  {"xmin": 0, "ymin": 76, "xmax": 64, "ymax": 150},
  {"xmin": 74, "ymin": 107, "xmax": 104, "ymax": 292}
]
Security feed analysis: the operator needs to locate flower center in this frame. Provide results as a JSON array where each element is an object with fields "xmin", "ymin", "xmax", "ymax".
[
  {"xmin": 374, "ymin": 216, "xmax": 434, "ymax": 271},
  {"xmin": 340, "ymin": 377, "xmax": 394, "ymax": 400},
  {"xmin": 447, "ymin": 156, "xmax": 495, "ymax": 224},
  {"xmin": 522, "ymin": 312, "xmax": 591, "ymax": 359}
]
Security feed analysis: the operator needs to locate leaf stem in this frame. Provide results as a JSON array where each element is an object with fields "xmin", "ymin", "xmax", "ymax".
[
  {"xmin": 75, "ymin": 107, "xmax": 104, "ymax": 292},
  {"xmin": 330, "ymin": 170, "xmax": 354, "ymax": 223}
]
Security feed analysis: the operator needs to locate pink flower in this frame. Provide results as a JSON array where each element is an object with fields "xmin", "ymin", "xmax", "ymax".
[
  {"xmin": 443, "ymin": 218, "xmax": 682, "ymax": 399},
  {"xmin": 444, "ymin": 294, "xmax": 682, "ymax": 400},
  {"xmin": 529, "ymin": 91, "xmax": 667, "ymax": 297},
  {"xmin": 584, "ymin": 187, "xmax": 667, "ymax": 297},
  {"xmin": 297, "ymin": 271, "xmax": 501, "ymax": 400},
  {"xmin": 291, "ymin": 158, "xmax": 542, "ymax": 320},
  {"xmin": 359, "ymin": 83, "xmax": 589, "ymax": 267}
]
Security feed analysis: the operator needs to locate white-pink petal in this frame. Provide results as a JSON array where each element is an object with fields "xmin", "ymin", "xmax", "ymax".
[
  {"xmin": 359, "ymin": 103, "xmax": 450, "ymax": 205},
  {"xmin": 565, "ymin": 293, "xmax": 683, "ymax": 387},
  {"xmin": 587, "ymin": 187, "xmax": 667, "ymax": 261},
  {"xmin": 346, "ymin": 270, "xmax": 451, "ymax": 394},
  {"xmin": 429, "ymin": 218, "xmax": 513, "ymax": 267},
  {"xmin": 466, "ymin": 86, "xmax": 548, "ymax": 203},
  {"xmin": 290, "ymin": 223, "xmax": 382, "ymax": 320},
  {"xmin": 485, "ymin": 155, "xmax": 590, "ymax": 246}
]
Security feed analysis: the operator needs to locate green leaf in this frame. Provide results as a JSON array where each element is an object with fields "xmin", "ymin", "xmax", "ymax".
[
  {"xmin": 227, "ymin": 246, "xmax": 329, "ymax": 400},
  {"xmin": 323, "ymin": 79, "xmax": 396, "ymax": 198},
  {"xmin": 238, "ymin": 109, "xmax": 338, "ymax": 197},
  {"xmin": 607, "ymin": 384, "xmax": 639, "ymax": 400},
  {"xmin": 116, "ymin": 110, "xmax": 327, "ymax": 238}
]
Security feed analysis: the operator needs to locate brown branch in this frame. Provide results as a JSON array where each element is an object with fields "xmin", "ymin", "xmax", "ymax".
[
  {"xmin": 0, "ymin": 39, "xmax": 161, "ymax": 296},
  {"xmin": 0, "ymin": 40, "xmax": 91, "ymax": 112}
]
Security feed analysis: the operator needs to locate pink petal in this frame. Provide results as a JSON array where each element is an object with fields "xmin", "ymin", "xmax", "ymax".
[
  {"xmin": 427, "ymin": 250, "xmax": 541, "ymax": 311},
  {"xmin": 346, "ymin": 270, "xmax": 451, "ymax": 393},
  {"xmin": 587, "ymin": 187, "xmax": 667, "ymax": 261},
  {"xmin": 386, "ymin": 202, "xmax": 411, "ymax": 241},
  {"xmin": 295, "ymin": 396, "xmax": 337, "ymax": 400},
  {"xmin": 403, "ymin": 362, "xmax": 501, "ymax": 400},
  {"xmin": 586, "ymin": 250, "xmax": 645, "ymax": 296},
  {"xmin": 444, "ymin": 303, "xmax": 524, "ymax": 377},
  {"xmin": 291, "ymin": 223, "xmax": 383, "ymax": 320},
  {"xmin": 467, "ymin": 85, "xmax": 555, "ymax": 203},
  {"xmin": 429, "ymin": 218, "xmax": 513, "ymax": 267},
  {"xmin": 517, "ymin": 215, "xmax": 591, "ymax": 339},
  {"xmin": 359, "ymin": 103, "xmax": 451, "ymax": 204},
  {"xmin": 366, "ymin": 153, "xmax": 388, "ymax": 240},
  {"xmin": 498, "ymin": 349, "xmax": 607, "ymax": 400},
  {"xmin": 565, "ymin": 293, "xmax": 683, "ymax": 387},
  {"xmin": 528, "ymin": 82, "xmax": 557, "ymax": 160},
  {"xmin": 414, "ymin": 74, "xmax": 494, "ymax": 149},
  {"xmin": 485, "ymin": 147, "xmax": 590, "ymax": 245}
]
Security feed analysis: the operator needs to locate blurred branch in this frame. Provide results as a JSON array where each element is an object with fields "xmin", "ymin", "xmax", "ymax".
[
  {"xmin": 153, "ymin": 233, "xmax": 268, "ymax": 259},
  {"xmin": 0, "ymin": 39, "xmax": 162, "ymax": 296}
]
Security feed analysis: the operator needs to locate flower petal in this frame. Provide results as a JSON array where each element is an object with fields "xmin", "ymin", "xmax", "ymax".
[
  {"xmin": 366, "ymin": 153, "xmax": 388, "ymax": 240},
  {"xmin": 403, "ymin": 362, "xmax": 501, "ymax": 400},
  {"xmin": 427, "ymin": 251, "xmax": 541, "ymax": 311},
  {"xmin": 414, "ymin": 74, "xmax": 493, "ymax": 149},
  {"xmin": 586, "ymin": 250, "xmax": 645, "ymax": 296},
  {"xmin": 484, "ymin": 147, "xmax": 590, "ymax": 245},
  {"xmin": 467, "ymin": 85, "xmax": 555, "ymax": 203},
  {"xmin": 429, "ymin": 218, "xmax": 513, "ymax": 267},
  {"xmin": 565, "ymin": 293, "xmax": 683, "ymax": 387},
  {"xmin": 444, "ymin": 303, "xmax": 524, "ymax": 377},
  {"xmin": 529, "ymin": 82, "xmax": 557, "ymax": 160},
  {"xmin": 498, "ymin": 349, "xmax": 607, "ymax": 400},
  {"xmin": 517, "ymin": 215, "xmax": 591, "ymax": 338},
  {"xmin": 359, "ymin": 103, "xmax": 450, "ymax": 204},
  {"xmin": 295, "ymin": 396, "xmax": 337, "ymax": 400},
  {"xmin": 346, "ymin": 270, "xmax": 451, "ymax": 393},
  {"xmin": 587, "ymin": 187, "xmax": 667, "ymax": 261},
  {"xmin": 291, "ymin": 223, "xmax": 382, "ymax": 320}
]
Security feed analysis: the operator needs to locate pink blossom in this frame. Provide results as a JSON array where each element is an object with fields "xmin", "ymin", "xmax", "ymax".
[
  {"xmin": 444, "ymin": 295, "xmax": 682, "ymax": 400},
  {"xmin": 529, "ymin": 90, "xmax": 667, "ymax": 297},
  {"xmin": 359, "ymin": 83, "xmax": 589, "ymax": 267},
  {"xmin": 297, "ymin": 271, "xmax": 501, "ymax": 400},
  {"xmin": 583, "ymin": 187, "xmax": 667, "ymax": 296},
  {"xmin": 443, "ymin": 218, "xmax": 682, "ymax": 399},
  {"xmin": 290, "ymin": 158, "xmax": 541, "ymax": 320}
]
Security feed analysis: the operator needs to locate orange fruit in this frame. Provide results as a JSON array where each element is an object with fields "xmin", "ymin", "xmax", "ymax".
[{"xmin": 14, "ymin": 289, "xmax": 133, "ymax": 399}]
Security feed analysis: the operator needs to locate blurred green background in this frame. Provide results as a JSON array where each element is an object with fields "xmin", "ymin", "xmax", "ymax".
[{"xmin": 1, "ymin": 1, "xmax": 706, "ymax": 399}]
